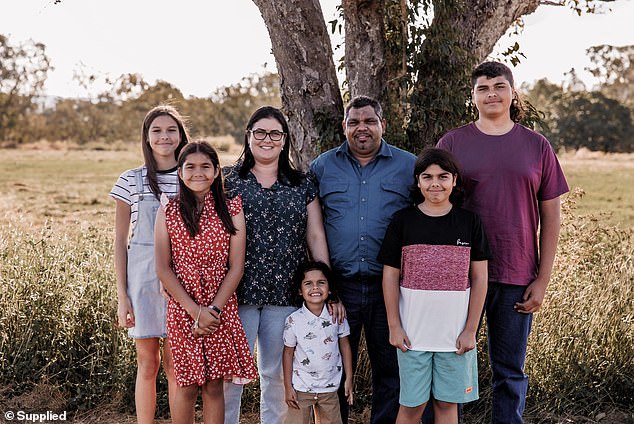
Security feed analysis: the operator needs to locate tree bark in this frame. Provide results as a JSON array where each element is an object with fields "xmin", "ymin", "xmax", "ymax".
[
  {"xmin": 252, "ymin": 0, "xmax": 344, "ymax": 168},
  {"xmin": 342, "ymin": 0, "xmax": 408, "ymax": 145},
  {"xmin": 342, "ymin": 0, "xmax": 386, "ymax": 100}
]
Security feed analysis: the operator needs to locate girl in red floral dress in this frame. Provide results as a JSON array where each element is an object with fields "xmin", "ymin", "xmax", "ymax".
[{"xmin": 155, "ymin": 140, "xmax": 257, "ymax": 424}]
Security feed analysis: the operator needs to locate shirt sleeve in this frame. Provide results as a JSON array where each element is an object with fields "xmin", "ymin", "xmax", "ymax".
[
  {"xmin": 377, "ymin": 212, "xmax": 404, "ymax": 269},
  {"xmin": 229, "ymin": 195, "xmax": 243, "ymax": 217},
  {"xmin": 283, "ymin": 315, "xmax": 298, "ymax": 347},
  {"xmin": 109, "ymin": 170, "xmax": 134, "ymax": 205},
  {"xmin": 537, "ymin": 137, "xmax": 569, "ymax": 201},
  {"xmin": 470, "ymin": 213, "xmax": 492, "ymax": 261},
  {"xmin": 436, "ymin": 133, "xmax": 453, "ymax": 152},
  {"xmin": 338, "ymin": 318, "xmax": 351, "ymax": 338},
  {"xmin": 304, "ymin": 171, "xmax": 319, "ymax": 205}
]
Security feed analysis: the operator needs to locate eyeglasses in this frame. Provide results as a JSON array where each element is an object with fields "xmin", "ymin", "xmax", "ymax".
[{"xmin": 248, "ymin": 129, "xmax": 286, "ymax": 142}]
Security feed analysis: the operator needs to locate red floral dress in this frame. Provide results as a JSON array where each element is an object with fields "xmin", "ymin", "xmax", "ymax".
[{"xmin": 163, "ymin": 193, "xmax": 257, "ymax": 387}]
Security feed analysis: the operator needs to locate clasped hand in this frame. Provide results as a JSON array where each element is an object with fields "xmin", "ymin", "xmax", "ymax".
[{"xmin": 192, "ymin": 307, "xmax": 221, "ymax": 337}]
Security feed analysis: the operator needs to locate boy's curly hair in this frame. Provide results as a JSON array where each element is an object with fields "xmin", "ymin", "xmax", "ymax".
[{"xmin": 290, "ymin": 261, "xmax": 339, "ymax": 307}]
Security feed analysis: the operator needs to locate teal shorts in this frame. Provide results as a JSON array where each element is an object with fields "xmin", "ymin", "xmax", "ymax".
[{"xmin": 397, "ymin": 348, "xmax": 479, "ymax": 407}]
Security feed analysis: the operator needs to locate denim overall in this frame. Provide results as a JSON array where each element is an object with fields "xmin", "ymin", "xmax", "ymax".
[{"xmin": 126, "ymin": 168, "xmax": 167, "ymax": 338}]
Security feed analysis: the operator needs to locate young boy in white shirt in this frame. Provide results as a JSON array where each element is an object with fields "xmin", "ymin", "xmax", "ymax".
[{"xmin": 283, "ymin": 261, "xmax": 354, "ymax": 424}]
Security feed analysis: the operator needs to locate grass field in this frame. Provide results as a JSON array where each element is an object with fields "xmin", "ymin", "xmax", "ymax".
[
  {"xmin": 559, "ymin": 149, "xmax": 634, "ymax": 229},
  {"xmin": 0, "ymin": 145, "xmax": 632, "ymax": 423}
]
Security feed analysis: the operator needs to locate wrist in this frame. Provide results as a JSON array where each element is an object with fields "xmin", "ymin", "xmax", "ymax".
[
  {"xmin": 209, "ymin": 305, "xmax": 223, "ymax": 316},
  {"xmin": 187, "ymin": 304, "xmax": 201, "ymax": 319},
  {"xmin": 462, "ymin": 324, "xmax": 478, "ymax": 334}
]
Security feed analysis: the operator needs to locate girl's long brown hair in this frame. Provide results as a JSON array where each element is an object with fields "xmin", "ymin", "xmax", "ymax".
[
  {"xmin": 177, "ymin": 141, "xmax": 236, "ymax": 237},
  {"xmin": 141, "ymin": 105, "xmax": 190, "ymax": 199}
]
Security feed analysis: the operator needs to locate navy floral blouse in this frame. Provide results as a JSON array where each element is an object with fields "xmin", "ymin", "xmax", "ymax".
[{"xmin": 223, "ymin": 164, "xmax": 319, "ymax": 306}]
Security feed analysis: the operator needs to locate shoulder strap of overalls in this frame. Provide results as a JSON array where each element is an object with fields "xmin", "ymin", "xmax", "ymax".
[{"xmin": 133, "ymin": 167, "xmax": 145, "ymax": 201}]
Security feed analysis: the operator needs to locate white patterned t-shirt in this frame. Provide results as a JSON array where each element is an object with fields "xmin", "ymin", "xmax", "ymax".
[{"xmin": 283, "ymin": 304, "xmax": 350, "ymax": 393}]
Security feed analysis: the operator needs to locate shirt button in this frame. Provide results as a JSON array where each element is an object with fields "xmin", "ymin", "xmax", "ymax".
[
  {"xmin": 362, "ymin": 180, "xmax": 366, "ymax": 184},
  {"xmin": 361, "ymin": 258, "xmax": 365, "ymax": 262},
  {"xmin": 360, "ymin": 236, "xmax": 365, "ymax": 241},
  {"xmin": 361, "ymin": 197, "xmax": 366, "ymax": 202},
  {"xmin": 360, "ymin": 216, "xmax": 364, "ymax": 220}
]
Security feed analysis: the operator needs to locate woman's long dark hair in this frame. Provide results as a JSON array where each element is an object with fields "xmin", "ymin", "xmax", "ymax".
[
  {"xmin": 141, "ymin": 105, "xmax": 190, "ymax": 200},
  {"xmin": 177, "ymin": 141, "xmax": 236, "ymax": 237},
  {"xmin": 237, "ymin": 106, "xmax": 302, "ymax": 186},
  {"xmin": 411, "ymin": 148, "xmax": 465, "ymax": 207}
]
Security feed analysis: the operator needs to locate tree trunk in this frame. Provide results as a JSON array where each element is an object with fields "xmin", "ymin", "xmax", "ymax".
[
  {"xmin": 252, "ymin": 0, "xmax": 344, "ymax": 168},
  {"xmin": 342, "ymin": 0, "xmax": 386, "ymax": 100},
  {"xmin": 343, "ymin": 0, "xmax": 408, "ymax": 145}
]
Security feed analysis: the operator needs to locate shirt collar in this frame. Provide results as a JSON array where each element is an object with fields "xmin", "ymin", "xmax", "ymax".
[{"xmin": 301, "ymin": 302, "xmax": 330, "ymax": 321}]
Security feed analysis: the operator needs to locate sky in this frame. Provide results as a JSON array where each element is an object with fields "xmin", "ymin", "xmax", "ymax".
[{"xmin": 1, "ymin": 0, "xmax": 633, "ymax": 99}]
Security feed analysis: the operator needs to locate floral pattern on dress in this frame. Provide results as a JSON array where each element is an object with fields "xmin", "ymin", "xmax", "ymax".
[
  {"xmin": 164, "ymin": 192, "xmax": 258, "ymax": 387},
  {"xmin": 223, "ymin": 164, "xmax": 318, "ymax": 306}
]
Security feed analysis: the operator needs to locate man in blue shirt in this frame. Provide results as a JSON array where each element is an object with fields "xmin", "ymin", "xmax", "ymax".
[{"xmin": 310, "ymin": 96, "xmax": 416, "ymax": 423}]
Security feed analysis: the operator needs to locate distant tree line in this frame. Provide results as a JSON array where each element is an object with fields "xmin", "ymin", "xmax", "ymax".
[
  {"xmin": 0, "ymin": 34, "xmax": 280, "ymax": 146},
  {"xmin": 523, "ymin": 44, "xmax": 634, "ymax": 153},
  {"xmin": 0, "ymin": 33, "xmax": 632, "ymax": 152}
]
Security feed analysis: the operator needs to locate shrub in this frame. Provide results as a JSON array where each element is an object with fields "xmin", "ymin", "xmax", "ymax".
[{"xmin": 0, "ymin": 222, "xmax": 137, "ymax": 411}]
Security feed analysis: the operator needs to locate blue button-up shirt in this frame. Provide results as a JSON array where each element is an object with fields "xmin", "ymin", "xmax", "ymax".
[{"xmin": 310, "ymin": 140, "xmax": 416, "ymax": 278}]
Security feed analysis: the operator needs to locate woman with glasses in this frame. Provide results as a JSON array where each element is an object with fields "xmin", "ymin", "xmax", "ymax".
[{"xmin": 222, "ymin": 106, "xmax": 344, "ymax": 423}]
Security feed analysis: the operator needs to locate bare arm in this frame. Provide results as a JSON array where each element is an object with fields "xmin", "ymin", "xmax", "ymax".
[
  {"xmin": 283, "ymin": 345, "xmax": 299, "ymax": 409},
  {"xmin": 306, "ymin": 197, "xmax": 330, "ymax": 265},
  {"xmin": 306, "ymin": 196, "xmax": 348, "ymax": 322},
  {"xmin": 114, "ymin": 200, "xmax": 134, "ymax": 328},
  {"xmin": 339, "ymin": 335, "xmax": 354, "ymax": 405},
  {"xmin": 516, "ymin": 197, "xmax": 561, "ymax": 314},
  {"xmin": 208, "ymin": 210, "xmax": 246, "ymax": 311},
  {"xmin": 456, "ymin": 260, "xmax": 488, "ymax": 354},
  {"xmin": 382, "ymin": 265, "xmax": 410, "ymax": 352},
  {"xmin": 154, "ymin": 207, "xmax": 197, "ymax": 316}
]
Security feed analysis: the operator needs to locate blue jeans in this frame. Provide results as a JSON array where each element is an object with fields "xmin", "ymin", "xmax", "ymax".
[
  {"xmin": 337, "ymin": 275, "xmax": 399, "ymax": 424},
  {"xmin": 486, "ymin": 282, "xmax": 533, "ymax": 424},
  {"xmin": 224, "ymin": 304, "xmax": 297, "ymax": 424}
]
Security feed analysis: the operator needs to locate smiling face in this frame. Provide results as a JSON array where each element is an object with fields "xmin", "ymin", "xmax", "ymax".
[
  {"xmin": 417, "ymin": 164, "xmax": 456, "ymax": 208},
  {"xmin": 178, "ymin": 151, "xmax": 219, "ymax": 200},
  {"xmin": 472, "ymin": 75, "xmax": 515, "ymax": 121},
  {"xmin": 248, "ymin": 117, "xmax": 285, "ymax": 165},
  {"xmin": 299, "ymin": 269, "xmax": 330, "ymax": 308},
  {"xmin": 343, "ymin": 105, "xmax": 385, "ymax": 164},
  {"xmin": 148, "ymin": 115, "xmax": 181, "ymax": 160}
]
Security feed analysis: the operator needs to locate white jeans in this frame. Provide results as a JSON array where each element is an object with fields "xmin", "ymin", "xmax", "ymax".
[{"xmin": 224, "ymin": 304, "xmax": 297, "ymax": 424}]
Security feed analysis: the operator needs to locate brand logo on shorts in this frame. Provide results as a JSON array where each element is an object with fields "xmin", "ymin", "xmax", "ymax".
[{"xmin": 465, "ymin": 386, "xmax": 473, "ymax": 394}]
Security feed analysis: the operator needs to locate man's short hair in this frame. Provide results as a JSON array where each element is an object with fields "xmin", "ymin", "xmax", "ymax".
[
  {"xmin": 471, "ymin": 61, "xmax": 515, "ymax": 88},
  {"xmin": 345, "ymin": 95, "xmax": 383, "ymax": 119}
]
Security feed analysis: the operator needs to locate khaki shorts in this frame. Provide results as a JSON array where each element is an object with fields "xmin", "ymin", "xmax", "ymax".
[{"xmin": 284, "ymin": 390, "xmax": 342, "ymax": 424}]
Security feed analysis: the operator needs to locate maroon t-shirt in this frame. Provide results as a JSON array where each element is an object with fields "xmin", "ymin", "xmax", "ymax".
[{"xmin": 437, "ymin": 123, "xmax": 569, "ymax": 286}]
